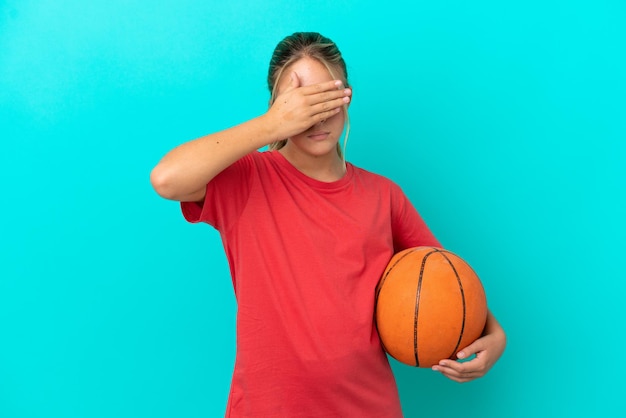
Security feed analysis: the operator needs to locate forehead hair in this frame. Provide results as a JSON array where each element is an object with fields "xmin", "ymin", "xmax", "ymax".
[{"xmin": 268, "ymin": 32, "xmax": 349, "ymax": 103}]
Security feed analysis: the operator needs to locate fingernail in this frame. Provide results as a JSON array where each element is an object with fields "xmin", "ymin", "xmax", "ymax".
[
  {"xmin": 335, "ymin": 80, "xmax": 343, "ymax": 87},
  {"xmin": 457, "ymin": 351, "xmax": 466, "ymax": 359}
]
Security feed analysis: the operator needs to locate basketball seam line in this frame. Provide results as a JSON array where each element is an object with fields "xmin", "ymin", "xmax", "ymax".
[
  {"xmin": 414, "ymin": 248, "xmax": 442, "ymax": 367},
  {"xmin": 438, "ymin": 251, "xmax": 467, "ymax": 360},
  {"xmin": 374, "ymin": 248, "xmax": 421, "ymax": 356}
]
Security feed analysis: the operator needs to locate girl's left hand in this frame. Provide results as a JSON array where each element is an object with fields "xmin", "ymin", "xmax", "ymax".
[{"xmin": 432, "ymin": 311, "xmax": 506, "ymax": 383}]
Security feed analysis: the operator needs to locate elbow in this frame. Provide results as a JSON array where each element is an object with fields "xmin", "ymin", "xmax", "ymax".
[
  {"xmin": 150, "ymin": 165, "xmax": 178, "ymax": 200},
  {"xmin": 151, "ymin": 161, "xmax": 208, "ymax": 202}
]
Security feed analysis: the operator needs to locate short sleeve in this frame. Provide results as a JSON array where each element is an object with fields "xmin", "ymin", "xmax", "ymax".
[
  {"xmin": 180, "ymin": 152, "xmax": 256, "ymax": 231},
  {"xmin": 390, "ymin": 182, "xmax": 441, "ymax": 251}
]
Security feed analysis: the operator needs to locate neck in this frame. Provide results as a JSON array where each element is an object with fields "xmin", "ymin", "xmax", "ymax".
[{"xmin": 278, "ymin": 147, "xmax": 346, "ymax": 182}]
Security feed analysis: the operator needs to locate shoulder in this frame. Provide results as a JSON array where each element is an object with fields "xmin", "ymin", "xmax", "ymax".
[
  {"xmin": 349, "ymin": 162, "xmax": 404, "ymax": 193},
  {"xmin": 249, "ymin": 149, "xmax": 281, "ymax": 167},
  {"xmin": 229, "ymin": 150, "xmax": 274, "ymax": 173}
]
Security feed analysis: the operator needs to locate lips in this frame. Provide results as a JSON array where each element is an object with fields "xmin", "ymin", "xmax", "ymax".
[{"xmin": 307, "ymin": 131, "xmax": 330, "ymax": 141}]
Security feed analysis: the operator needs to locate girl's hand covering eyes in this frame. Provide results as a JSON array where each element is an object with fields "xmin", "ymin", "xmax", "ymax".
[{"xmin": 266, "ymin": 72, "xmax": 351, "ymax": 140}]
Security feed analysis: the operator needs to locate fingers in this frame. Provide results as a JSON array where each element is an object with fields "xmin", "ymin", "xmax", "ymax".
[
  {"xmin": 310, "ymin": 95, "xmax": 350, "ymax": 116},
  {"xmin": 304, "ymin": 87, "xmax": 351, "ymax": 122},
  {"xmin": 431, "ymin": 323, "xmax": 506, "ymax": 384},
  {"xmin": 300, "ymin": 79, "xmax": 345, "ymax": 95},
  {"xmin": 310, "ymin": 107, "xmax": 343, "ymax": 125},
  {"xmin": 456, "ymin": 338, "xmax": 485, "ymax": 360},
  {"xmin": 432, "ymin": 340, "xmax": 493, "ymax": 383},
  {"xmin": 281, "ymin": 76, "xmax": 352, "ymax": 106},
  {"xmin": 307, "ymin": 88, "xmax": 352, "ymax": 108},
  {"xmin": 275, "ymin": 79, "xmax": 350, "ymax": 111},
  {"xmin": 432, "ymin": 357, "xmax": 487, "ymax": 383},
  {"xmin": 267, "ymin": 78, "xmax": 351, "ymax": 139},
  {"xmin": 296, "ymin": 84, "xmax": 351, "ymax": 121}
]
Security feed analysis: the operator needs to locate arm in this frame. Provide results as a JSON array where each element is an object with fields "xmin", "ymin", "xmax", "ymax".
[
  {"xmin": 432, "ymin": 310, "xmax": 506, "ymax": 383},
  {"xmin": 150, "ymin": 74, "xmax": 351, "ymax": 202}
]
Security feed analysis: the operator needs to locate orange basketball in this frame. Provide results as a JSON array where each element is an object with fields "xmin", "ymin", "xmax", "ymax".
[{"xmin": 375, "ymin": 246, "xmax": 487, "ymax": 368}]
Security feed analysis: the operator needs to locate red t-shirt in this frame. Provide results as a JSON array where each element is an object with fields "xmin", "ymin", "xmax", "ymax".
[{"xmin": 181, "ymin": 151, "xmax": 440, "ymax": 417}]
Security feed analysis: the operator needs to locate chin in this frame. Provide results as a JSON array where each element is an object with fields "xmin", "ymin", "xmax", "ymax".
[
  {"xmin": 289, "ymin": 137, "xmax": 340, "ymax": 158},
  {"xmin": 305, "ymin": 142, "xmax": 341, "ymax": 158}
]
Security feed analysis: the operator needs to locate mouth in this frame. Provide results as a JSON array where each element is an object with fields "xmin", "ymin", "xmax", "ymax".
[{"xmin": 307, "ymin": 131, "xmax": 330, "ymax": 141}]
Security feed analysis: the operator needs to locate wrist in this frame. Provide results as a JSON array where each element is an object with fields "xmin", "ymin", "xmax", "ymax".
[{"xmin": 256, "ymin": 113, "xmax": 285, "ymax": 147}]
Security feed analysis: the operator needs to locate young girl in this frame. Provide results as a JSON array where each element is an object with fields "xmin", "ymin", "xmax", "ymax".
[{"xmin": 151, "ymin": 32, "xmax": 506, "ymax": 418}]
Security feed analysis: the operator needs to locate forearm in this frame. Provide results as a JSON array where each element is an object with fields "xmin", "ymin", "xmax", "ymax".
[
  {"xmin": 483, "ymin": 310, "xmax": 506, "ymax": 341},
  {"xmin": 150, "ymin": 114, "xmax": 278, "ymax": 201},
  {"xmin": 151, "ymin": 77, "xmax": 351, "ymax": 201}
]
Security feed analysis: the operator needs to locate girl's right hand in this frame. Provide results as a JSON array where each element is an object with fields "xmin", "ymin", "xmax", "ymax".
[{"xmin": 264, "ymin": 72, "xmax": 351, "ymax": 141}]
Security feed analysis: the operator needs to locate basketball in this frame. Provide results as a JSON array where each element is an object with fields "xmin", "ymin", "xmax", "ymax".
[{"xmin": 375, "ymin": 246, "xmax": 488, "ymax": 368}]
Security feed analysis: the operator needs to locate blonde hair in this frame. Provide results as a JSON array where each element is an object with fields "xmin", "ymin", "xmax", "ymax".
[{"xmin": 267, "ymin": 32, "xmax": 350, "ymax": 160}]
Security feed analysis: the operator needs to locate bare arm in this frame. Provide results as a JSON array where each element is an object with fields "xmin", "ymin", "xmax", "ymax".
[
  {"xmin": 150, "ymin": 115, "xmax": 275, "ymax": 202},
  {"xmin": 150, "ymin": 74, "xmax": 351, "ymax": 202}
]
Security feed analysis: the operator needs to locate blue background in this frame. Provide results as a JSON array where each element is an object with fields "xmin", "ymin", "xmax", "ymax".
[{"xmin": 1, "ymin": 0, "xmax": 624, "ymax": 417}]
